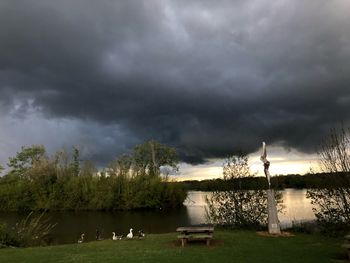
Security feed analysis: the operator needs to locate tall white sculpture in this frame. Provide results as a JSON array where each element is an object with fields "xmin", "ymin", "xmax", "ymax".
[
  {"xmin": 260, "ymin": 142, "xmax": 271, "ymax": 187},
  {"xmin": 260, "ymin": 142, "xmax": 281, "ymax": 234}
]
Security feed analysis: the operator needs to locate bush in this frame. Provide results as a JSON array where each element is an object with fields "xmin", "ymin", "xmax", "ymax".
[
  {"xmin": 207, "ymin": 190, "xmax": 268, "ymax": 228},
  {"xmin": 0, "ymin": 222, "xmax": 18, "ymax": 248},
  {"xmin": 0, "ymin": 141, "xmax": 187, "ymax": 211},
  {"xmin": 0, "ymin": 212, "xmax": 56, "ymax": 248},
  {"xmin": 306, "ymin": 126, "xmax": 350, "ymax": 234},
  {"xmin": 12, "ymin": 212, "xmax": 57, "ymax": 247},
  {"xmin": 206, "ymin": 154, "xmax": 282, "ymax": 229}
]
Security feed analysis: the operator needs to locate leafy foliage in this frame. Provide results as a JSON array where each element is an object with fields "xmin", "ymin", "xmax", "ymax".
[
  {"xmin": 206, "ymin": 153, "xmax": 277, "ymax": 228},
  {"xmin": 207, "ymin": 190, "xmax": 268, "ymax": 228},
  {"xmin": 71, "ymin": 147, "xmax": 80, "ymax": 176},
  {"xmin": 0, "ymin": 222, "xmax": 18, "ymax": 248},
  {"xmin": 7, "ymin": 145, "xmax": 46, "ymax": 178},
  {"xmin": 307, "ymin": 188, "xmax": 350, "ymax": 225},
  {"xmin": 0, "ymin": 141, "xmax": 186, "ymax": 211},
  {"xmin": 132, "ymin": 140, "xmax": 178, "ymax": 177}
]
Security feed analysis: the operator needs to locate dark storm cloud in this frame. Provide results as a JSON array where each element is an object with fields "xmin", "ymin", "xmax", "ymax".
[{"xmin": 1, "ymin": 0, "xmax": 350, "ymax": 164}]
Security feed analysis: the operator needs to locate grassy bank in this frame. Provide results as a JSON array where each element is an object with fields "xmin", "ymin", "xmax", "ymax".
[{"xmin": 0, "ymin": 230, "xmax": 345, "ymax": 263}]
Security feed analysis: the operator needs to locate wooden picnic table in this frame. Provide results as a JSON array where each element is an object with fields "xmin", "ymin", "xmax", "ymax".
[{"xmin": 176, "ymin": 226, "xmax": 214, "ymax": 247}]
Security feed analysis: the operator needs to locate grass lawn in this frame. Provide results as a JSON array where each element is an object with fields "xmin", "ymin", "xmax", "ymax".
[{"xmin": 0, "ymin": 230, "xmax": 346, "ymax": 263}]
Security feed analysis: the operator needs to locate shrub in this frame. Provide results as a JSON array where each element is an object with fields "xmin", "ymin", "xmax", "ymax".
[
  {"xmin": 306, "ymin": 126, "xmax": 350, "ymax": 234},
  {"xmin": 206, "ymin": 154, "xmax": 282, "ymax": 228},
  {"xmin": 12, "ymin": 212, "xmax": 57, "ymax": 247}
]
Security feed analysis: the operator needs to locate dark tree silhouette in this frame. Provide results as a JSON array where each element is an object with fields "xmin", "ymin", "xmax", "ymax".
[
  {"xmin": 307, "ymin": 126, "xmax": 350, "ymax": 231},
  {"xmin": 206, "ymin": 153, "xmax": 274, "ymax": 228}
]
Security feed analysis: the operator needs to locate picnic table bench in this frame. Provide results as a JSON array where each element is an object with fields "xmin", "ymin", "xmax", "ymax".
[{"xmin": 176, "ymin": 226, "xmax": 214, "ymax": 247}]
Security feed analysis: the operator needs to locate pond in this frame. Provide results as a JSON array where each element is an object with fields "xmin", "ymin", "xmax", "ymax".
[{"xmin": 0, "ymin": 189, "xmax": 315, "ymax": 245}]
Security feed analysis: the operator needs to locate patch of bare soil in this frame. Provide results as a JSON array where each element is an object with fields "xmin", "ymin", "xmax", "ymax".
[
  {"xmin": 166, "ymin": 239, "xmax": 224, "ymax": 248},
  {"xmin": 256, "ymin": 231, "xmax": 295, "ymax": 237}
]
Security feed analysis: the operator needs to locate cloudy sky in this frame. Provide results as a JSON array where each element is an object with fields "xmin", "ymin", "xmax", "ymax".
[{"xmin": 0, "ymin": 0, "xmax": 349, "ymax": 179}]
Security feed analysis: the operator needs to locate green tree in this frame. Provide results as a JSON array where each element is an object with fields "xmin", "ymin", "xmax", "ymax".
[
  {"xmin": 132, "ymin": 140, "xmax": 178, "ymax": 177},
  {"xmin": 108, "ymin": 154, "xmax": 133, "ymax": 177},
  {"xmin": 7, "ymin": 145, "xmax": 46, "ymax": 178},
  {"xmin": 0, "ymin": 141, "xmax": 186, "ymax": 211}
]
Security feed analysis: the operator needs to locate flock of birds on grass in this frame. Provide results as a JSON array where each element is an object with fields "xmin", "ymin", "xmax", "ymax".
[{"xmin": 78, "ymin": 228, "xmax": 145, "ymax": 243}]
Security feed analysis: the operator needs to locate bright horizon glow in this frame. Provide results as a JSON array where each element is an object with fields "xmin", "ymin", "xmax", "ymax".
[{"xmin": 171, "ymin": 146, "xmax": 320, "ymax": 181}]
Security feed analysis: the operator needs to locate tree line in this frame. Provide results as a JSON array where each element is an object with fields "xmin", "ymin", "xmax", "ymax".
[
  {"xmin": 0, "ymin": 141, "xmax": 186, "ymax": 211},
  {"xmin": 177, "ymin": 172, "xmax": 350, "ymax": 191}
]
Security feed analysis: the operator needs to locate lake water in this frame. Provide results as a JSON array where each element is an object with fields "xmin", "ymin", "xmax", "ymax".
[
  {"xmin": 0, "ymin": 189, "xmax": 315, "ymax": 245},
  {"xmin": 184, "ymin": 189, "xmax": 316, "ymax": 227}
]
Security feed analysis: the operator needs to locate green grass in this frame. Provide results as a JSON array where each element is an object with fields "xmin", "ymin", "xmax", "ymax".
[{"xmin": 0, "ymin": 230, "xmax": 346, "ymax": 263}]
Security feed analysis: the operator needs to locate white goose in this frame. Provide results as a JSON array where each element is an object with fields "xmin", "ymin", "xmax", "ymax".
[
  {"xmin": 126, "ymin": 228, "xmax": 133, "ymax": 239},
  {"xmin": 112, "ymin": 232, "xmax": 122, "ymax": 240},
  {"xmin": 78, "ymin": 233, "xmax": 85, "ymax": 243}
]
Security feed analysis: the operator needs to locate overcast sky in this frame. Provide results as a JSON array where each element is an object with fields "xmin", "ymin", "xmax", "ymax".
[{"xmin": 1, "ymin": 0, "xmax": 350, "ymax": 178}]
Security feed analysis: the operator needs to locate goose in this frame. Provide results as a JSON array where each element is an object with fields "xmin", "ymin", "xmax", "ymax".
[
  {"xmin": 96, "ymin": 229, "xmax": 103, "ymax": 241},
  {"xmin": 138, "ymin": 230, "xmax": 145, "ymax": 239},
  {"xmin": 112, "ymin": 232, "xmax": 123, "ymax": 240},
  {"xmin": 127, "ymin": 228, "xmax": 133, "ymax": 239},
  {"xmin": 78, "ymin": 233, "xmax": 85, "ymax": 243}
]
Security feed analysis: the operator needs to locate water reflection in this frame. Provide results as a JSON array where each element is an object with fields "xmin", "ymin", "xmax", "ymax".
[
  {"xmin": 184, "ymin": 189, "xmax": 316, "ymax": 228},
  {"xmin": 279, "ymin": 189, "xmax": 315, "ymax": 227},
  {"xmin": 184, "ymin": 191, "xmax": 211, "ymax": 225},
  {"xmin": 0, "ymin": 189, "xmax": 316, "ymax": 244}
]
